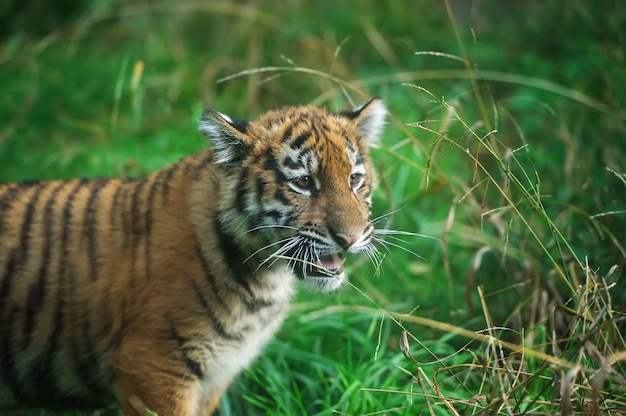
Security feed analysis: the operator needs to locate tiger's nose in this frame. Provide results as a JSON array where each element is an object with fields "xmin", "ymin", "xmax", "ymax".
[{"xmin": 332, "ymin": 231, "xmax": 363, "ymax": 250}]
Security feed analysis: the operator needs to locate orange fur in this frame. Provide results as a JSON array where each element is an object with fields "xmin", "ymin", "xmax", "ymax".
[{"xmin": 0, "ymin": 99, "xmax": 387, "ymax": 415}]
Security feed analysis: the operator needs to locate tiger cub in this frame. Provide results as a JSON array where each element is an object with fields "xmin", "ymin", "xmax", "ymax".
[{"xmin": 0, "ymin": 98, "xmax": 387, "ymax": 415}]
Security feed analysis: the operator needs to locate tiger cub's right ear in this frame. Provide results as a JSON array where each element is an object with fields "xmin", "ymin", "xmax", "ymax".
[
  {"xmin": 199, "ymin": 110, "xmax": 250, "ymax": 165},
  {"xmin": 340, "ymin": 98, "xmax": 387, "ymax": 148}
]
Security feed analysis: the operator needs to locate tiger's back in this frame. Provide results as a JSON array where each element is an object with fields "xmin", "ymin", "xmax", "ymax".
[
  {"xmin": 0, "ymin": 155, "xmax": 214, "ymax": 407},
  {"xmin": 0, "ymin": 99, "xmax": 387, "ymax": 415}
]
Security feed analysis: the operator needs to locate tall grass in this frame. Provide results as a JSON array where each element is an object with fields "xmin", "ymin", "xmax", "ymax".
[{"xmin": 1, "ymin": 0, "xmax": 624, "ymax": 415}]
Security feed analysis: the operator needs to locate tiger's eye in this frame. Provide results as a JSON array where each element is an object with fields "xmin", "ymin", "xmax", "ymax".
[
  {"xmin": 293, "ymin": 175, "xmax": 313, "ymax": 189},
  {"xmin": 349, "ymin": 173, "xmax": 363, "ymax": 188}
]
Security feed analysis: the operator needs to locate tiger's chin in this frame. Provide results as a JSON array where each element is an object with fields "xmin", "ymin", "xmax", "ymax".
[
  {"xmin": 293, "ymin": 252, "xmax": 347, "ymax": 292},
  {"xmin": 298, "ymin": 270, "xmax": 346, "ymax": 292}
]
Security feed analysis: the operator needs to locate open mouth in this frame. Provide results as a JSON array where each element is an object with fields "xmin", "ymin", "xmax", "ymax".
[{"xmin": 296, "ymin": 252, "xmax": 346, "ymax": 278}]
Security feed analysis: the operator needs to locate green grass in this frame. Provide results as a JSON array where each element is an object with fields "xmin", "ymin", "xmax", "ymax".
[{"xmin": 1, "ymin": 0, "xmax": 625, "ymax": 415}]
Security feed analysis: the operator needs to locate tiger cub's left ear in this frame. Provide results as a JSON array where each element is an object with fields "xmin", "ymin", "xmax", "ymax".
[
  {"xmin": 340, "ymin": 97, "xmax": 387, "ymax": 148},
  {"xmin": 199, "ymin": 110, "xmax": 250, "ymax": 165}
]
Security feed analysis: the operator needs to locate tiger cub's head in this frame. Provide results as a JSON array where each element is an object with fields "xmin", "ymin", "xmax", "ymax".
[{"xmin": 199, "ymin": 99, "xmax": 386, "ymax": 291}]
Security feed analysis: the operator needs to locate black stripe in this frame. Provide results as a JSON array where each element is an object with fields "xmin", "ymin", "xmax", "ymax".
[
  {"xmin": 193, "ymin": 243, "xmax": 251, "ymax": 341},
  {"xmin": 23, "ymin": 181, "xmax": 67, "ymax": 348},
  {"xmin": 119, "ymin": 185, "xmax": 132, "ymax": 249},
  {"xmin": 0, "ymin": 186, "xmax": 63, "ymax": 401},
  {"xmin": 234, "ymin": 167, "xmax": 250, "ymax": 213},
  {"xmin": 255, "ymin": 177, "xmax": 266, "ymax": 207},
  {"xmin": 281, "ymin": 124, "xmax": 295, "ymax": 145},
  {"xmin": 0, "ymin": 175, "xmax": 22, "ymax": 312},
  {"xmin": 191, "ymin": 247, "xmax": 246, "ymax": 340},
  {"xmin": 344, "ymin": 134, "xmax": 357, "ymax": 151},
  {"xmin": 144, "ymin": 171, "xmax": 165, "ymax": 280},
  {"xmin": 64, "ymin": 261, "xmax": 106, "ymax": 395},
  {"xmin": 215, "ymin": 221, "xmax": 255, "ymax": 296},
  {"xmin": 261, "ymin": 209, "xmax": 283, "ymax": 223},
  {"xmin": 299, "ymin": 148, "xmax": 316, "ymax": 171},
  {"xmin": 153, "ymin": 367, "xmax": 190, "ymax": 380},
  {"xmin": 0, "ymin": 184, "xmax": 28, "ymax": 234},
  {"xmin": 183, "ymin": 352, "xmax": 204, "ymax": 379},
  {"xmin": 195, "ymin": 245, "xmax": 232, "ymax": 314},
  {"xmin": 161, "ymin": 160, "xmax": 182, "ymax": 203},
  {"xmin": 245, "ymin": 296, "xmax": 276, "ymax": 314},
  {"xmin": 188, "ymin": 151, "xmax": 215, "ymax": 181},
  {"xmin": 282, "ymin": 156, "xmax": 300, "ymax": 170},
  {"xmin": 0, "ymin": 249, "xmax": 18, "ymax": 318},
  {"xmin": 182, "ymin": 348, "xmax": 205, "ymax": 379},
  {"xmin": 0, "ymin": 306, "xmax": 24, "ymax": 401},
  {"xmin": 109, "ymin": 326, "xmax": 125, "ymax": 350},
  {"xmin": 190, "ymin": 280, "xmax": 242, "ymax": 342},
  {"xmin": 290, "ymin": 130, "xmax": 311, "ymax": 150},
  {"xmin": 53, "ymin": 179, "xmax": 90, "ymax": 395},
  {"xmin": 186, "ymin": 151, "xmax": 213, "ymax": 179},
  {"xmin": 273, "ymin": 188, "xmax": 290, "ymax": 206},
  {"xmin": 14, "ymin": 182, "xmax": 46, "ymax": 269},
  {"xmin": 109, "ymin": 180, "xmax": 124, "ymax": 229},
  {"xmin": 130, "ymin": 180, "xmax": 146, "ymax": 235},
  {"xmin": 327, "ymin": 138, "xmax": 344, "ymax": 155},
  {"xmin": 262, "ymin": 154, "xmax": 279, "ymax": 171},
  {"xmin": 319, "ymin": 121, "xmax": 331, "ymax": 133},
  {"xmin": 45, "ymin": 272, "xmax": 66, "ymax": 385},
  {"xmin": 77, "ymin": 313, "xmax": 105, "ymax": 393},
  {"xmin": 263, "ymin": 155, "xmax": 288, "ymax": 186},
  {"xmin": 77, "ymin": 185, "xmax": 111, "ymax": 391},
  {"xmin": 0, "ymin": 183, "xmax": 47, "ymax": 320},
  {"xmin": 58, "ymin": 180, "xmax": 90, "ymax": 287},
  {"xmin": 25, "ymin": 346, "xmax": 68, "ymax": 405},
  {"xmin": 0, "ymin": 185, "xmax": 30, "ymax": 318},
  {"xmin": 168, "ymin": 321, "xmax": 206, "ymax": 379},
  {"xmin": 199, "ymin": 148, "xmax": 215, "ymax": 166},
  {"xmin": 310, "ymin": 122, "xmax": 323, "ymax": 142},
  {"xmin": 129, "ymin": 180, "xmax": 147, "ymax": 284},
  {"xmin": 57, "ymin": 179, "xmax": 88, "ymax": 302},
  {"xmin": 83, "ymin": 179, "xmax": 109, "ymax": 281}
]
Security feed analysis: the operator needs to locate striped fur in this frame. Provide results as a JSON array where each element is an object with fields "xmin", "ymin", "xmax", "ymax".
[{"xmin": 0, "ymin": 98, "xmax": 387, "ymax": 415}]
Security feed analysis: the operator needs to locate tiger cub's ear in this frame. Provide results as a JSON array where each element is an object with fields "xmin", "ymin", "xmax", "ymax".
[
  {"xmin": 340, "ymin": 98, "xmax": 387, "ymax": 148},
  {"xmin": 199, "ymin": 110, "xmax": 250, "ymax": 165}
]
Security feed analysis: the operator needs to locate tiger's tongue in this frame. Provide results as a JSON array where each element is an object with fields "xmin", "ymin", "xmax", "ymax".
[{"xmin": 319, "ymin": 253, "xmax": 345, "ymax": 270}]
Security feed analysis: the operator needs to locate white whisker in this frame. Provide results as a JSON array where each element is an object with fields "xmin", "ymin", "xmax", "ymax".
[
  {"xmin": 374, "ymin": 228, "xmax": 438, "ymax": 241},
  {"xmin": 312, "ymin": 240, "xmax": 321, "ymax": 265},
  {"xmin": 370, "ymin": 206, "xmax": 407, "ymax": 224},
  {"xmin": 372, "ymin": 236, "xmax": 393, "ymax": 255},
  {"xmin": 379, "ymin": 234, "xmax": 425, "ymax": 248},
  {"xmin": 373, "ymin": 236, "xmax": 426, "ymax": 261},
  {"xmin": 245, "ymin": 239, "xmax": 288, "ymax": 265},
  {"xmin": 299, "ymin": 244, "xmax": 307, "ymax": 277},
  {"xmin": 280, "ymin": 240, "xmax": 304, "ymax": 271},
  {"xmin": 363, "ymin": 244, "xmax": 385, "ymax": 278},
  {"xmin": 260, "ymin": 236, "xmax": 301, "ymax": 269},
  {"xmin": 241, "ymin": 224, "xmax": 299, "ymax": 235}
]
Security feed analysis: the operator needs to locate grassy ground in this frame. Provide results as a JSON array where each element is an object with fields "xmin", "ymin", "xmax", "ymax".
[{"xmin": 1, "ymin": 0, "xmax": 625, "ymax": 415}]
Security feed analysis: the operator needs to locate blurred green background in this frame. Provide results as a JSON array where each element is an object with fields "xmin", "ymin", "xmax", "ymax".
[{"xmin": 1, "ymin": 0, "xmax": 625, "ymax": 415}]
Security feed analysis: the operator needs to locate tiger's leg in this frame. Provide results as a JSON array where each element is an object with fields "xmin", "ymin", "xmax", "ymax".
[{"xmin": 114, "ymin": 368, "xmax": 201, "ymax": 416}]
